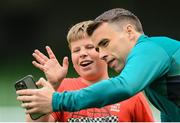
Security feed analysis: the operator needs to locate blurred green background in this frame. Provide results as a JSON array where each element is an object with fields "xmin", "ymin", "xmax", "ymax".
[{"xmin": 0, "ymin": 0, "xmax": 179, "ymax": 121}]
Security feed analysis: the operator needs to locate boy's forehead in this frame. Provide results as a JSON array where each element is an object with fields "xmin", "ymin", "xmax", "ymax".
[{"xmin": 70, "ymin": 38, "xmax": 93, "ymax": 47}]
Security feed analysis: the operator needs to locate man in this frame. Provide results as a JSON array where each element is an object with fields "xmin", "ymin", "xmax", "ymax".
[
  {"xmin": 17, "ymin": 8, "xmax": 180, "ymax": 121},
  {"xmin": 22, "ymin": 20, "xmax": 153, "ymax": 122}
]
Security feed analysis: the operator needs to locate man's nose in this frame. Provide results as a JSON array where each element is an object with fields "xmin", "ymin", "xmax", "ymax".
[{"xmin": 99, "ymin": 51, "xmax": 108, "ymax": 61}]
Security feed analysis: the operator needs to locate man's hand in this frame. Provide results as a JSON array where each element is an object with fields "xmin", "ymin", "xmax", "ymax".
[
  {"xmin": 16, "ymin": 78, "xmax": 55, "ymax": 114},
  {"xmin": 32, "ymin": 46, "xmax": 69, "ymax": 89}
]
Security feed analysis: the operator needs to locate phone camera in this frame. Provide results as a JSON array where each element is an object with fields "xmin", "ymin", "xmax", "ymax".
[{"xmin": 16, "ymin": 81, "xmax": 27, "ymax": 90}]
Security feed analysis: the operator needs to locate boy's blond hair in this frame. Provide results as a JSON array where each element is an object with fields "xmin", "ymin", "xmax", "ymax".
[{"xmin": 67, "ymin": 20, "xmax": 93, "ymax": 49}]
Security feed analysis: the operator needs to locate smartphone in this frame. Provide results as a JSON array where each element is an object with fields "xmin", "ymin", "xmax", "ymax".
[{"xmin": 15, "ymin": 75, "xmax": 45, "ymax": 120}]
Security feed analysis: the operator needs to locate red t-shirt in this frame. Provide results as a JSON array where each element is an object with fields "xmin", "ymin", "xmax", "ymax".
[{"xmin": 51, "ymin": 77, "xmax": 154, "ymax": 122}]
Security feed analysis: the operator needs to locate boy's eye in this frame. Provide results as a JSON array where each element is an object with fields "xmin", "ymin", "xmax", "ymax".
[
  {"xmin": 98, "ymin": 39, "xmax": 109, "ymax": 47},
  {"xmin": 72, "ymin": 48, "xmax": 80, "ymax": 53},
  {"xmin": 86, "ymin": 45, "xmax": 95, "ymax": 49}
]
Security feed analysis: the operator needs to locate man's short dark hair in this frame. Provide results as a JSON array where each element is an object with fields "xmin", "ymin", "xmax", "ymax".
[{"xmin": 87, "ymin": 8, "xmax": 143, "ymax": 36}]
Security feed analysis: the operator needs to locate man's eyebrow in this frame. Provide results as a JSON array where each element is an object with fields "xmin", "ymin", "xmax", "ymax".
[{"xmin": 98, "ymin": 39, "xmax": 108, "ymax": 46}]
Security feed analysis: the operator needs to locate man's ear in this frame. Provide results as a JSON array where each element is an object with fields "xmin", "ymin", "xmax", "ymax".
[
  {"xmin": 125, "ymin": 24, "xmax": 136, "ymax": 41},
  {"xmin": 126, "ymin": 24, "xmax": 133, "ymax": 34}
]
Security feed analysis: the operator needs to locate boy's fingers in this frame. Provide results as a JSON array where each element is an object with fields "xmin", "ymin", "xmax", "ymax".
[
  {"xmin": 34, "ymin": 49, "xmax": 49, "ymax": 62},
  {"xmin": 46, "ymin": 46, "xmax": 56, "ymax": 59},
  {"xmin": 32, "ymin": 61, "xmax": 44, "ymax": 71},
  {"xmin": 63, "ymin": 57, "xmax": 69, "ymax": 69},
  {"xmin": 32, "ymin": 53, "xmax": 46, "ymax": 65}
]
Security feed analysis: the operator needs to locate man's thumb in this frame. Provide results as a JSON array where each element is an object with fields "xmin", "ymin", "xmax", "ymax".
[{"xmin": 36, "ymin": 77, "xmax": 47, "ymax": 87}]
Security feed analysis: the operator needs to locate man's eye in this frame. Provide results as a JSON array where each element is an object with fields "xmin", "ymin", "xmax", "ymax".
[
  {"xmin": 98, "ymin": 39, "xmax": 109, "ymax": 47},
  {"xmin": 95, "ymin": 47, "xmax": 99, "ymax": 52}
]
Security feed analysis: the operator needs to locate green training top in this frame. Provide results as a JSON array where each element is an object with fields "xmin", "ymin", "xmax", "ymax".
[{"xmin": 52, "ymin": 34, "xmax": 180, "ymax": 121}]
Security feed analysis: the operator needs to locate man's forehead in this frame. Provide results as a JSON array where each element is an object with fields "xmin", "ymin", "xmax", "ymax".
[
  {"xmin": 90, "ymin": 23, "xmax": 109, "ymax": 43},
  {"xmin": 91, "ymin": 24, "xmax": 113, "ymax": 47},
  {"xmin": 94, "ymin": 22, "xmax": 109, "ymax": 32}
]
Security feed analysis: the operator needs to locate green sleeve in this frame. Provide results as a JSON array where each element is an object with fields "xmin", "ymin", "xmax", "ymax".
[{"xmin": 52, "ymin": 41, "xmax": 170, "ymax": 112}]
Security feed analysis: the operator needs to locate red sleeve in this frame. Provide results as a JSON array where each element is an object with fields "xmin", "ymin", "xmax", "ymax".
[{"xmin": 51, "ymin": 79, "xmax": 69, "ymax": 121}]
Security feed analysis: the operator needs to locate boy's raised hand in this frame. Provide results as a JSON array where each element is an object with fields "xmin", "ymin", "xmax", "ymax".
[{"xmin": 32, "ymin": 46, "xmax": 69, "ymax": 89}]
